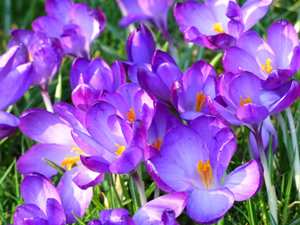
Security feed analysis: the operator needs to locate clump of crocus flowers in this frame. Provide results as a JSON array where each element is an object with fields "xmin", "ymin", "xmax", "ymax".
[{"xmin": 1, "ymin": 0, "xmax": 300, "ymax": 224}]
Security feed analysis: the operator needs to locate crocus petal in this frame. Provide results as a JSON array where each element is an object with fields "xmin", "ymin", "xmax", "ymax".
[
  {"xmin": 186, "ymin": 188, "xmax": 234, "ymax": 224},
  {"xmin": 17, "ymin": 144, "xmax": 77, "ymax": 177},
  {"xmin": 151, "ymin": 126, "xmax": 208, "ymax": 191},
  {"xmin": 72, "ymin": 164, "xmax": 104, "ymax": 189},
  {"xmin": 267, "ymin": 20, "xmax": 299, "ymax": 69},
  {"xmin": 236, "ymin": 103, "xmax": 269, "ymax": 124},
  {"xmin": 71, "ymin": 83, "xmax": 99, "ymax": 110},
  {"xmin": 133, "ymin": 192, "xmax": 187, "ymax": 225},
  {"xmin": 46, "ymin": 198, "xmax": 66, "ymax": 225},
  {"xmin": 20, "ymin": 109, "xmax": 75, "ymax": 146},
  {"xmin": 0, "ymin": 63, "xmax": 32, "ymax": 110},
  {"xmin": 241, "ymin": 0, "xmax": 272, "ymax": 31},
  {"xmin": 57, "ymin": 169, "xmax": 93, "ymax": 223},
  {"xmin": 224, "ymin": 160, "xmax": 261, "ymax": 201},
  {"xmin": 80, "ymin": 155, "xmax": 111, "ymax": 173},
  {"xmin": 21, "ymin": 174, "xmax": 61, "ymax": 214},
  {"xmin": 45, "ymin": 0, "xmax": 72, "ymax": 23},
  {"xmin": 110, "ymin": 146, "xmax": 143, "ymax": 174},
  {"xmin": 126, "ymin": 24, "xmax": 155, "ymax": 64},
  {"xmin": 0, "ymin": 111, "xmax": 19, "ymax": 139},
  {"xmin": 13, "ymin": 204, "xmax": 47, "ymax": 225},
  {"xmin": 32, "ymin": 16, "xmax": 64, "ymax": 38},
  {"xmin": 99, "ymin": 208, "xmax": 134, "ymax": 224}
]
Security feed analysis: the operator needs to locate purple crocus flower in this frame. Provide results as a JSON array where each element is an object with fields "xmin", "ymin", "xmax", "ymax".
[
  {"xmin": 249, "ymin": 117, "xmax": 278, "ymax": 159},
  {"xmin": 138, "ymin": 50, "xmax": 182, "ymax": 103},
  {"xmin": 117, "ymin": 0, "xmax": 173, "ymax": 35},
  {"xmin": 223, "ymin": 20, "xmax": 300, "ymax": 83},
  {"xmin": 151, "ymin": 115, "xmax": 261, "ymax": 224},
  {"xmin": 88, "ymin": 192, "xmax": 187, "ymax": 225},
  {"xmin": 9, "ymin": 29, "xmax": 63, "ymax": 85},
  {"xmin": 32, "ymin": 0, "xmax": 106, "ymax": 57},
  {"xmin": 174, "ymin": 0, "xmax": 272, "ymax": 49},
  {"xmin": 215, "ymin": 71, "xmax": 300, "ymax": 126},
  {"xmin": 13, "ymin": 173, "xmax": 66, "ymax": 225},
  {"xmin": 72, "ymin": 102, "xmax": 145, "ymax": 174},
  {"xmin": 0, "ymin": 111, "xmax": 19, "ymax": 139},
  {"xmin": 102, "ymin": 83, "xmax": 154, "ymax": 128},
  {"xmin": 125, "ymin": 24, "xmax": 156, "ymax": 82},
  {"xmin": 70, "ymin": 57, "xmax": 126, "ymax": 110},
  {"xmin": 174, "ymin": 60, "xmax": 217, "ymax": 120}
]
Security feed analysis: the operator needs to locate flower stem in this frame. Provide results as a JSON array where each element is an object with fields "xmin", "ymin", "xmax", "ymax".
[
  {"xmin": 40, "ymin": 86, "xmax": 54, "ymax": 112},
  {"xmin": 254, "ymin": 128, "xmax": 278, "ymax": 224},
  {"xmin": 132, "ymin": 170, "xmax": 147, "ymax": 206},
  {"xmin": 286, "ymin": 108, "xmax": 300, "ymax": 199}
]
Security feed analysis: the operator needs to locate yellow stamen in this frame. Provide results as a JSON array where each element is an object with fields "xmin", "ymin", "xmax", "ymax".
[
  {"xmin": 240, "ymin": 97, "xmax": 252, "ymax": 106},
  {"xmin": 195, "ymin": 92, "xmax": 206, "ymax": 112},
  {"xmin": 197, "ymin": 160, "xmax": 213, "ymax": 189},
  {"xmin": 152, "ymin": 138, "xmax": 162, "ymax": 150},
  {"xmin": 261, "ymin": 58, "xmax": 273, "ymax": 74},
  {"xmin": 28, "ymin": 52, "xmax": 34, "ymax": 62},
  {"xmin": 127, "ymin": 108, "xmax": 136, "ymax": 123},
  {"xmin": 115, "ymin": 144, "xmax": 126, "ymax": 156},
  {"xmin": 71, "ymin": 146, "xmax": 85, "ymax": 155},
  {"xmin": 61, "ymin": 156, "xmax": 80, "ymax": 171},
  {"xmin": 213, "ymin": 23, "xmax": 224, "ymax": 33}
]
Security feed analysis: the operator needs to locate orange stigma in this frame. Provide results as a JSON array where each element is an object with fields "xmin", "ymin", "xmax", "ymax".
[
  {"xmin": 127, "ymin": 108, "xmax": 136, "ymax": 123},
  {"xmin": 240, "ymin": 97, "xmax": 252, "ymax": 106},
  {"xmin": 152, "ymin": 138, "xmax": 162, "ymax": 150},
  {"xmin": 213, "ymin": 23, "xmax": 224, "ymax": 33},
  {"xmin": 197, "ymin": 160, "xmax": 213, "ymax": 189},
  {"xmin": 61, "ymin": 156, "xmax": 80, "ymax": 170},
  {"xmin": 261, "ymin": 58, "xmax": 273, "ymax": 74},
  {"xmin": 115, "ymin": 144, "xmax": 126, "ymax": 156},
  {"xmin": 195, "ymin": 92, "xmax": 206, "ymax": 112}
]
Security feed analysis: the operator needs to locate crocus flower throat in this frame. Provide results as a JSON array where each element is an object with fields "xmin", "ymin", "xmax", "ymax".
[{"xmin": 197, "ymin": 160, "xmax": 213, "ymax": 189}]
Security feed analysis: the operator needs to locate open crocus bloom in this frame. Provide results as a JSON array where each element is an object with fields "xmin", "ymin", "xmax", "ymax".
[
  {"xmin": 88, "ymin": 192, "xmax": 187, "ymax": 225},
  {"xmin": 73, "ymin": 102, "xmax": 145, "ymax": 174},
  {"xmin": 174, "ymin": 0, "xmax": 272, "ymax": 49},
  {"xmin": 9, "ymin": 29, "xmax": 62, "ymax": 85},
  {"xmin": 32, "ymin": 0, "xmax": 106, "ymax": 57},
  {"xmin": 70, "ymin": 57, "xmax": 126, "ymax": 110},
  {"xmin": 151, "ymin": 115, "xmax": 261, "ymax": 224},
  {"xmin": 223, "ymin": 20, "xmax": 300, "ymax": 83},
  {"xmin": 174, "ymin": 60, "xmax": 217, "ymax": 120},
  {"xmin": 138, "ymin": 50, "xmax": 182, "ymax": 103},
  {"xmin": 102, "ymin": 83, "xmax": 154, "ymax": 128},
  {"xmin": 117, "ymin": 0, "xmax": 173, "ymax": 35},
  {"xmin": 215, "ymin": 71, "xmax": 300, "ymax": 125},
  {"xmin": 13, "ymin": 174, "xmax": 66, "ymax": 225}
]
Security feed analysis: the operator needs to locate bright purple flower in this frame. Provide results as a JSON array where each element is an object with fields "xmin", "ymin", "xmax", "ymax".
[
  {"xmin": 72, "ymin": 102, "xmax": 145, "ymax": 174},
  {"xmin": 88, "ymin": 192, "xmax": 187, "ymax": 225},
  {"xmin": 138, "ymin": 50, "xmax": 182, "ymax": 102},
  {"xmin": 224, "ymin": 20, "xmax": 300, "ymax": 83},
  {"xmin": 13, "ymin": 174, "xmax": 66, "ymax": 225},
  {"xmin": 70, "ymin": 58, "xmax": 126, "ymax": 110},
  {"xmin": 9, "ymin": 29, "xmax": 63, "ymax": 85},
  {"xmin": 17, "ymin": 104, "xmax": 103, "ymax": 187},
  {"xmin": 174, "ymin": 0, "xmax": 272, "ymax": 49},
  {"xmin": 32, "ymin": 0, "xmax": 106, "ymax": 57},
  {"xmin": 125, "ymin": 24, "xmax": 156, "ymax": 82},
  {"xmin": 174, "ymin": 60, "xmax": 217, "ymax": 120},
  {"xmin": 151, "ymin": 115, "xmax": 261, "ymax": 224},
  {"xmin": 0, "ymin": 111, "xmax": 19, "ymax": 139},
  {"xmin": 249, "ymin": 117, "xmax": 278, "ymax": 159},
  {"xmin": 0, "ymin": 45, "xmax": 32, "ymax": 110},
  {"xmin": 102, "ymin": 83, "xmax": 154, "ymax": 128},
  {"xmin": 117, "ymin": 0, "xmax": 173, "ymax": 35},
  {"xmin": 215, "ymin": 71, "xmax": 300, "ymax": 125}
]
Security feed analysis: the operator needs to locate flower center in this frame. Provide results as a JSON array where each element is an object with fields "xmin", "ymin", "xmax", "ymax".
[
  {"xmin": 240, "ymin": 96, "xmax": 252, "ymax": 106},
  {"xmin": 61, "ymin": 156, "xmax": 80, "ymax": 171},
  {"xmin": 213, "ymin": 23, "xmax": 224, "ymax": 33},
  {"xmin": 152, "ymin": 138, "xmax": 162, "ymax": 150},
  {"xmin": 261, "ymin": 58, "xmax": 273, "ymax": 74},
  {"xmin": 197, "ymin": 160, "xmax": 213, "ymax": 189},
  {"xmin": 195, "ymin": 92, "xmax": 206, "ymax": 112},
  {"xmin": 127, "ymin": 107, "xmax": 136, "ymax": 123},
  {"xmin": 115, "ymin": 144, "xmax": 126, "ymax": 156}
]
